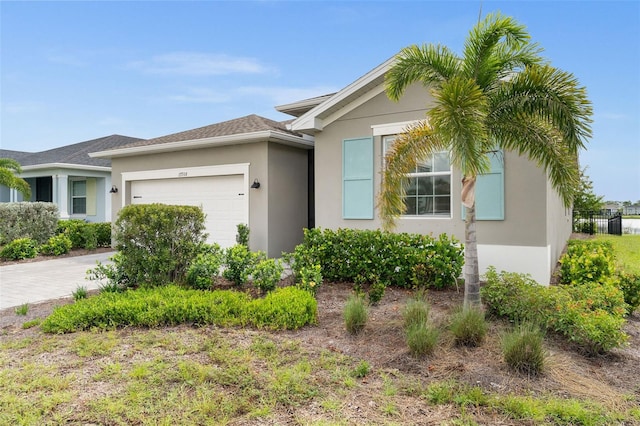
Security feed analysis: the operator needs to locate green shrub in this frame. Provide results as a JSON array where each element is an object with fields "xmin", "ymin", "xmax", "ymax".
[
  {"xmin": 406, "ymin": 322, "xmax": 439, "ymax": 357},
  {"xmin": 482, "ymin": 267, "xmax": 628, "ymax": 354},
  {"xmin": 252, "ymin": 258, "xmax": 284, "ymax": 293},
  {"xmin": 41, "ymin": 285, "xmax": 316, "ymax": 333},
  {"xmin": 0, "ymin": 202, "xmax": 58, "ymax": 245},
  {"xmin": 287, "ymin": 228, "xmax": 463, "ymax": 289},
  {"xmin": 344, "ymin": 294, "xmax": 368, "ymax": 335},
  {"xmin": 617, "ymin": 272, "xmax": 640, "ymax": 314},
  {"xmin": 186, "ymin": 246, "xmax": 223, "ymax": 290},
  {"xmin": 58, "ymin": 220, "xmax": 110, "ymax": 249},
  {"xmin": 113, "ymin": 204, "xmax": 207, "ymax": 287},
  {"xmin": 86, "ymin": 252, "xmax": 132, "ymax": 292},
  {"xmin": 0, "ymin": 238, "xmax": 39, "ymax": 260},
  {"xmin": 250, "ymin": 286, "xmax": 318, "ymax": 330},
  {"xmin": 559, "ymin": 240, "xmax": 616, "ymax": 286},
  {"xmin": 40, "ymin": 234, "xmax": 73, "ymax": 256},
  {"xmin": 296, "ymin": 264, "xmax": 322, "ymax": 297},
  {"xmin": 403, "ymin": 293, "xmax": 430, "ymax": 329},
  {"xmin": 449, "ymin": 307, "xmax": 487, "ymax": 347},
  {"xmin": 73, "ymin": 286, "xmax": 88, "ymax": 301},
  {"xmin": 368, "ymin": 279, "xmax": 386, "ymax": 305},
  {"xmin": 502, "ymin": 323, "xmax": 545, "ymax": 376},
  {"xmin": 94, "ymin": 222, "xmax": 112, "ymax": 247},
  {"xmin": 223, "ymin": 244, "xmax": 257, "ymax": 286},
  {"xmin": 236, "ymin": 223, "xmax": 250, "ymax": 248}
]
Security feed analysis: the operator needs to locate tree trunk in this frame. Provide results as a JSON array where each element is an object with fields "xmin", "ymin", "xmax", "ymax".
[{"xmin": 464, "ymin": 203, "xmax": 481, "ymax": 309}]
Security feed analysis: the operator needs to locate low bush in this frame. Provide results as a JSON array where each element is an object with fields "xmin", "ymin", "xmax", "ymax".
[
  {"xmin": 41, "ymin": 285, "xmax": 317, "ymax": 333},
  {"xmin": 502, "ymin": 323, "xmax": 545, "ymax": 376},
  {"xmin": 296, "ymin": 264, "xmax": 322, "ymax": 297},
  {"xmin": 236, "ymin": 223, "xmax": 250, "ymax": 248},
  {"xmin": 40, "ymin": 234, "xmax": 73, "ymax": 256},
  {"xmin": 0, "ymin": 202, "xmax": 58, "ymax": 245},
  {"xmin": 57, "ymin": 220, "xmax": 99, "ymax": 249},
  {"xmin": 559, "ymin": 240, "xmax": 616, "ymax": 286},
  {"xmin": 113, "ymin": 204, "xmax": 207, "ymax": 287},
  {"xmin": 94, "ymin": 222, "xmax": 112, "ymax": 247},
  {"xmin": 618, "ymin": 272, "xmax": 640, "ymax": 314},
  {"xmin": 403, "ymin": 292, "xmax": 430, "ymax": 329},
  {"xmin": 449, "ymin": 307, "xmax": 487, "ymax": 347},
  {"xmin": 0, "ymin": 238, "xmax": 39, "ymax": 260},
  {"xmin": 252, "ymin": 258, "xmax": 284, "ymax": 293},
  {"xmin": 86, "ymin": 252, "xmax": 133, "ymax": 292},
  {"xmin": 406, "ymin": 322, "xmax": 439, "ymax": 357},
  {"xmin": 223, "ymin": 244, "xmax": 258, "ymax": 286},
  {"xmin": 368, "ymin": 279, "xmax": 386, "ymax": 305},
  {"xmin": 344, "ymin": 294, "xmax": 368, "ymax": 335},
  {"xmin": 186, "ymin": 245, "xmax": 223, "ymax": 290},
  {"xmin": 482, "ymin": 267, "xmax": 628, "ymax": 354},
  {"xmin": 287, "ymin": 228, "xmax": 463, "ymax": 289}
]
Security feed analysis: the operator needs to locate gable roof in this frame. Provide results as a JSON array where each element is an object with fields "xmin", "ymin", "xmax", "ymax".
[
  {"xmin": 289, "ymin": 57, "xmax": 396, "ymax": 135},
  {"xmin": 91, "ymin": 114, "xmax": 312, "ymax": 159},
  {"xmin": 0, "ymin": 134, "xmax": 143, "ymax": 169},
  {"xmin": 275, "ymin": 93, "xmax": 336, "ymax": 117}
]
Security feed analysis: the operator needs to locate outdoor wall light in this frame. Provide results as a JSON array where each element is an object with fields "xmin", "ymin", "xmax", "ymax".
[
  {"xmin": 109, "ymin": 185, "xmax": 118, "ymax": 194},
  {"xmin": 250, "ymin": 179, "xmax": 261, "ymax": 189}
]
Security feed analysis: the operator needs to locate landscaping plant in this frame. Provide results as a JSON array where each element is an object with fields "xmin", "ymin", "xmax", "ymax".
[
  {"xmin": 449, "ymin": 306, "xmax": 487, "ymax": 347},
  {"xmin": 502, "ymin": 322, "xmax": 546, "ymax": 376},
  {"xmin": 252, "ymin": 258, "xmax": 284, "ymax": 293},
  {"xmin": 186, "ymin": 245, "xmax": 223, "ymax": 290},
  {"xmin": 0, "ymin": 237, "xmax": 39, "ymax": 260},
  {"xmin": 223, "ymin": 244, "xmax": 258, "ymax": 286},
  {"xmin": 40, "ymin": 234, "xmax": 73, "ymax": 256},
  {"xmin": 343, "ymin": 294, "xmax": 368, "ymax": 335},
  {"xmin": 0, "ymin": 202, "xmax": 57, "ymax": 245}
]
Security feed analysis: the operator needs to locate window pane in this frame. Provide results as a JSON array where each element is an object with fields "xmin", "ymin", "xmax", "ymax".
[
  {"xmin": 403, "ymin": 196, "xmax": 417, "ymax": 215},
  {"xmin": 73, "ymin": 198, "xmax": 86, "ymax": 214},
  {"xmin": 434, "ymin": 176, "xmax": 451, "ymax": 195},
  {"xmin": 434, "ymin": 152, "xmax": 450, "ymax": 172},
  {"xmin": 72, "ymin": 180, "xmax": 86, "ymax": 196},
  {"xmin": 404, "ymin": 177, "xmax": 417, "ymax": 196},
  {"xmin": 417, "ymin": 197, "xmax": 433, "ymax": 215},
  {"xmin": 417, "ymin": 176, "xmax": 433, "ymax": 195},
  {"xmin": 434, "ymin": 196, "xmax": 450, "ymax": 214},
  {"xmin": 416, "ymin": 155, "xmax": 433, "ymax": 173}
]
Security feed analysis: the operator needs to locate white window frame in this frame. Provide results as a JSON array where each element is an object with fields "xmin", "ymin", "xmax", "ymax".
[
  {"xmin": 382, "ymin": 134, "xmax": 453, "ymax": 218},
  {"xmin": 70, "ymin": 178, "xmax": 87, "ymax": 216}
]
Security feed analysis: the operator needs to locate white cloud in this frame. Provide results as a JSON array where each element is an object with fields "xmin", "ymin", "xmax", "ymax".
[
  {"xmin": 129, "ymin": 52, "xmax": 271, "ymax": 76},
  {"xmin": 597, "ymin": 112, "xmax": 628, "ymax": 121},
  {"xmin": 2, "ymin": 101, "xmax": 45, "ymax": 114},
  {"xmin": 166, "ymin": 87, "xmax": 231, "ymax": 103}
]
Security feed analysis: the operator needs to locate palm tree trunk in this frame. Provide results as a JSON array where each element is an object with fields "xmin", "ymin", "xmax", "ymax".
[{"xmin": 464, "ymin": 203, "xmax": 481, "ymax": 309}]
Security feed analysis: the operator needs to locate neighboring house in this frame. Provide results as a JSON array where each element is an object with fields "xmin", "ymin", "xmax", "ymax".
[
  {"xmin": 93, "ymin": 58, "xmax": 573, "ymax": 284},
  {"xmin": 90, "ymin": 115, "xmax": 312, "ymax": 255},
  {"xmin": 601, "ymin": 202, "xmax": 621, "ymax": 215},
  {"xmin": 623, "ymin": 204, "xmax": 640, "ymax": 215},
  {"xmin": 0, "ymin": 134, "xmax": 143, "ymax": 222}
]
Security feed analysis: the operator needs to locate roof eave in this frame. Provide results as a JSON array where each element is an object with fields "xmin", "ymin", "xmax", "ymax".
[
  {"xmin": 21, "ymin": 163, "xmax": 111, "ymax": 172},
  {"xmin": 290, "ymin": 57, "xmax": 396, "ymax": 134},
  {"xmin": 90, "ymin": 131, "xmax": 313, "ymax": 159}
]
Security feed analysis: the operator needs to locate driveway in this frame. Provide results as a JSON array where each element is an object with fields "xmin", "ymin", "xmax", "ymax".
[{"xmin": 0, "ymin": 251, "xmax": 114, "ymax": 310}]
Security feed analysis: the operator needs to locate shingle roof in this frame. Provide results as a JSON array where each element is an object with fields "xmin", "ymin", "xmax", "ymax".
[
  {"xmin": 118, "ymin": 114, "xmax": 301, "ymax": 149},
  {"xmin": 0, "ymin": 135, "xmax": 143, "ymax": 168}
]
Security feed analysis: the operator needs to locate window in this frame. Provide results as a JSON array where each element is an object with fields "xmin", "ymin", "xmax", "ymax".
[
  {"xmin": 71, "ymin": 180, "xmax": 86, "ymax": 215},
  {"xmin": 383, "ymin": 135, "xmax": 451, "ymax": 216},
  {"xmin": 343, "ymin": 137, "xmax": 374, "ymax": 219}
]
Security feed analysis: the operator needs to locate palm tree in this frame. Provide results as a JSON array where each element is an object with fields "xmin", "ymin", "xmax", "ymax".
[
  {"xmin": 0, "ymin": 158, "xmax": 31, "ymax": 199},
  {"xmin": 379, "ymin": 12, "xmax": 592, "ymax": 308}
]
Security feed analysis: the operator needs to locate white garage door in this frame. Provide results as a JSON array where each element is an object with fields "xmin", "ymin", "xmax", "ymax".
[{"xmin": 130, "ymin": 174, "xmax": 246, "ymax": 248}]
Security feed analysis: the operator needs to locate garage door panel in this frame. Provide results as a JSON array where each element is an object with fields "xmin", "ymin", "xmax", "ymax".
[{"xmin": 130, "ymin": 175, "xmax": 246, "ymax": 248}]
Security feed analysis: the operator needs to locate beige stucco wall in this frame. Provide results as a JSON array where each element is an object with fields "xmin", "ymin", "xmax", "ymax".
[
  {"xmin": 267, "ymin": 143, "xmax": 309, "ymax": 256},
  {"xmin": 314, "ymin": 82, "xmax": 551, "ymax": 249},
  {"xmin": 546, "ymin": 178, "xmax": 573, "ymax": 275},
  {"xmin": 110, "ymin": 142, "xmax": 272, "ymax": 253}
]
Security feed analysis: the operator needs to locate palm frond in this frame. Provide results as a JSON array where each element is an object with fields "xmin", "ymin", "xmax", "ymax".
[
  {"xmin": 378, "ymin": 121, "xmax": 447, "ymax": 230},
  {"xmin": 0, "ymin": 168, "xmax": 31, "ymax": 199},
  {"xmin": 428, "ymin": 76, "xmax": 490, "ymax": 177},
  {"xmin": 462, "ymin": 12, "xmax": 531, "ymax": 83},
  {"xmin": 385, "ymin": 44, "xmax": 460, "ymax": 101},
  {"xmin": 0, "ymin": 158, "xmax": 24, "ymax": 174},
  {"xmin": 491, "ymin": 64, "xmax": 593, "ymax": 154},
  {"xmin": 489, "ymin": 115, "xmax": 579, "ymax": 206}
]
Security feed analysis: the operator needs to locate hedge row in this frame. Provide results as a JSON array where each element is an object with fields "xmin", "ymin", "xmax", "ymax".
[
  {"xmin": 287, "ymin": 228, "xmax": 463, "ymax": 289},
  {"xmin": 41, "ymin": 285, "xmax": 317, "ymax": 333},
  {"xmin": 0, "ymin": 202, "xmax": 58, "ymax": 245}
]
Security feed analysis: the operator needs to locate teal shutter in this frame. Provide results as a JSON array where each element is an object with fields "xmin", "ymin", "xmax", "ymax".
[
  {"xmin": 463, "ymin": 150, "xmax": 504, "ymax": 220},
  {"xmin": 343, "ymin": 137, "xmax": 374, "ymax": 219}
]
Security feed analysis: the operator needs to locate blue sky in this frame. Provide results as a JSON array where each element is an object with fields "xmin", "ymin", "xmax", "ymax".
[{"xmin": 1, "ymin": 1, "xmax": 639, "ymax": 201}]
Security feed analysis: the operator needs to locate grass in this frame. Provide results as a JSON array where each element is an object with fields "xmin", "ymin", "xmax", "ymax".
[{"xmin": 595, "ymin": 234, "xmax": 640, "ymax": 273}]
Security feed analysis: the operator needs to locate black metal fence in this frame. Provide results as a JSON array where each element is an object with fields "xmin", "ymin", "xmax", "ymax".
[{"xmin": 572, "ymin": 210, "xmax": 622, "ymax": 236}]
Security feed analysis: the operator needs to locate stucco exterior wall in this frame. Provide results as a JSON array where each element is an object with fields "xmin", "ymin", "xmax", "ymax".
[
  {"xmin": 110, "ymin": 141, "xmax": 309, "ymax": 257},
  {"xmin": 546, "ymin": 178, "xmax": 572, "ymax": 276},
  {"xmin": 267, "ymin": 143, "xmax": 309, "ymax": 256},
  {"xmin": 314, "ymin": 83, "xmax": 550, "ymax": 249}
]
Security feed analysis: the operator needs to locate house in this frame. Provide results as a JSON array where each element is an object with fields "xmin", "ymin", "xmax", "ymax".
[
  {"xmin": 623, "ymin": 204, "xmax": 640, "ymax": 215},
  {"xmin": 93, "ymin": 57, "xmax": 573, "ymax": 284},
  {"xmin": 0, "ymin": 134, "xmax": 143, "ymax": 222},
  {"xmin": 90, "ymin": 115, "xmax": 312, "ymax": 254}
]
